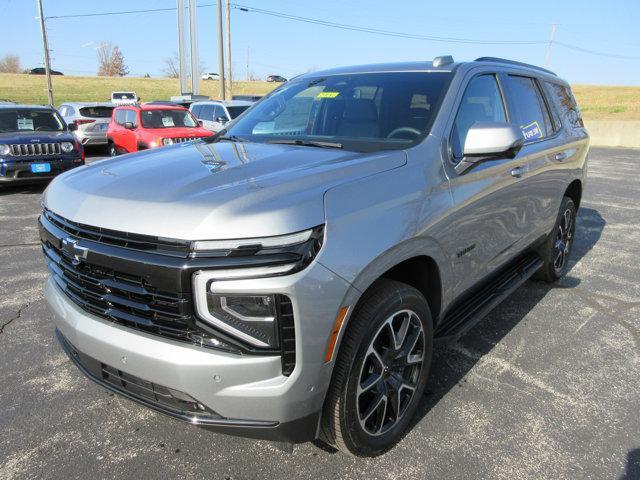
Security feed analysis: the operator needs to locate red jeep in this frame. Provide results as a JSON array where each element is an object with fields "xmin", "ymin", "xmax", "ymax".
[{"xmin": 107, "ymin": 104, "xmax": 214, "ymax": 156}]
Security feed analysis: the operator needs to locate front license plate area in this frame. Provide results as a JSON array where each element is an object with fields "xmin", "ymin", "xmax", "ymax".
[{"xmin": 31, "ymin": 163, "xmax": 51, "ymax": 173}]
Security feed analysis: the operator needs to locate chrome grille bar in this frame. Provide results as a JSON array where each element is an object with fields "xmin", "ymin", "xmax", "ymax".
[{"xmin": 7, "ymin": 143, "xmax": 61, "ymax": 156}]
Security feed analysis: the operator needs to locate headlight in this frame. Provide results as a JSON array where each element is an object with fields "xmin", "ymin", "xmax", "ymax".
[
  {"xmin": 162, "ymin": 138, "xmax": 174, "ymax": 145},
  {"xmin": 191, "ymin": 227, "xmax": 324, "ymax": 348},
  {"xmin": 60, "ymin": 142, "xmax": 74, "ymax": 153},
  {"xmin": 193, "ymin": 264, "xmax": 296, "ymax": 348},
  {"xmin": 0, "ymin": 144, "xmax": 11, "ymax": 156}
]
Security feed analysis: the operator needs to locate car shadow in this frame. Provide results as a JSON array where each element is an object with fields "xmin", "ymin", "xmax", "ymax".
[
  {"xmin": 620, "ymin": 448, "xmax": 640, "ymax": 480},
  {"xmin": 404, "ymin": 207, "xmax": 606, "ymax": 446},
  {"xmin": 0, "ymin": 183, "xmax": 47, "ymax": 197}
]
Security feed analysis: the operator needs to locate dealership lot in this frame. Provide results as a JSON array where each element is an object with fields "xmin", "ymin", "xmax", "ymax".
[{"xmin": 0, "ymin": 147, "xmax": 638, "ymax": 479}]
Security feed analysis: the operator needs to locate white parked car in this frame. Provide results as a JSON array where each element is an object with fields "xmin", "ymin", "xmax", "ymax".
[
  {"xmin": 189, "ymin": 100, "xmax": 253, "ymax": 132},
  {"xmin": 201, "ymin": 72, "xmax": 220, "ymax": 81},
  {"xmin": 110, "ymin": 92, "xmax": 138, "ymax": 106}
]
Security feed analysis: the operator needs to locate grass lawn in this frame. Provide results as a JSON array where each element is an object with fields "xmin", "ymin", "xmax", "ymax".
[
  {"xmin": 1, "ymin": 74, "xmax": 638, "ymax": 121},
  {"xmin": 0, "ymin": 74, "xmax": 276, "ymax": 106}
]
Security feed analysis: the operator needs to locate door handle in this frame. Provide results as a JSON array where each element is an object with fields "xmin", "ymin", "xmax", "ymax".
[
  {"xmin": 554, "ymin": 152, "xmax": 567, "ymax": 162},
  {"xmin": 510, "ymin": 166, "xmax": 525, "ymax": 178}
]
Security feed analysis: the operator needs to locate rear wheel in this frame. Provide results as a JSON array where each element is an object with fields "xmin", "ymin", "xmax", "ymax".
[
  {"xmin": 320, "ymin": 279, "xmax": 433, "ymax": 457},
  {"xmin": 535, "ymin": 196, "xmax": 577, "ymax": 282}
]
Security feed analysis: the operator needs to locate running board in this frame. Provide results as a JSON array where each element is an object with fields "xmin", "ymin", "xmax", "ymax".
[{"xmin": 435, "ymin": 252, "xmax": 543, "ymax": 341}]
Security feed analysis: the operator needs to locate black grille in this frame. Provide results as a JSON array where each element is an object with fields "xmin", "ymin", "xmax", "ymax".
[
  {"xmin": 42, "ymin": 242, "xmax": 207, "ymax": 344},
  {"xmin": 43, "ymin": 209, "xmax": 191, "ymax": 257},
  {"xmin": 277, "ymin": 295, "xmax": 296, "ymax": 376}
]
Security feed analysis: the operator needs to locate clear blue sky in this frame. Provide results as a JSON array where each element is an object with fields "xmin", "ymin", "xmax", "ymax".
[{"xmin": 1, "ymin": 0, "xmax": 639, "ymax": 85}]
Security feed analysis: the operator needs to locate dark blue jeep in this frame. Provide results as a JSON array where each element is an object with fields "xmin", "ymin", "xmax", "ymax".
[{"xmin": 0, "ymin": 104, "xmax": 84, "ymax": 185}]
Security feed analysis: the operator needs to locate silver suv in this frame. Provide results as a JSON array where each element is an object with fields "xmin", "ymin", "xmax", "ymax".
[
  {"xmin": 40, "ymin": 56, "xmax": 588, "ymax": 456},
  {"xmin": 58, "ymin": 102, "xmax": 115, "ymax": 146}
]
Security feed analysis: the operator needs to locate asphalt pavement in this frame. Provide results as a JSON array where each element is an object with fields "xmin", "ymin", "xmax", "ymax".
[{"xmin": 1, "ymin": 147, "xmax": 639, "ymax": 479}]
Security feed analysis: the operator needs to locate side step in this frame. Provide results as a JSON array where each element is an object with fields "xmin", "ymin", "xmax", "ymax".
[{"xmin": 434, "ymin": 252, "xmax": 543, "ymax": 341}]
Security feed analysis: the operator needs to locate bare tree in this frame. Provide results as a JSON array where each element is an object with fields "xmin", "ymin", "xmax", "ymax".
[
  {"xmin": 97, "ymin": 42, "xmax": 129, "ymax": 77},
  {"xmin": 0, "ymin": 54, "xmax": 21, "ymax": 74},
  {"xmin": 164, "ymin": 55, "xmax": 179, "ymax": 78}
]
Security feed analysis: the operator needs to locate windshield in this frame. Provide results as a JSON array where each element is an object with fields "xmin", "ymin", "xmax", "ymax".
[
  {"xmin": 226, "ymin": 106, "xmax": 250, "ymax": 119},
  {"xmin": 226, "ymin": 71, "xmax": 452, "ymax": 151},
  {"xmin": 0, "ymin": 108, "xmax": 65, "ymax": 133},
  {"xmin": 113, "ymin": 92, "xmax": 135, "ymax": 100},
  {"xmin": 140, "ymin": 109, "xmax": 199, "ymax": 129}
]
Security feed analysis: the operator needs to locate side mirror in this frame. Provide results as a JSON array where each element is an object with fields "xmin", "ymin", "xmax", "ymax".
[
  {"xmin": 216, "ymin": 116, "xmax": 229, "ymax": 124},
  {"xmin": 123, "ymin": 122, "xmax": 135, "ymax": 130},
  {"xmin": 198, "ymin": 120, "xmax": 204, "ymax": 127},
  {"xmin": 455, "ymin": 122, "xmax": 524, "ymax": 175},
  {"xmin": 68, "ymin": 123, "xmax": 78, "ymax": 132}
]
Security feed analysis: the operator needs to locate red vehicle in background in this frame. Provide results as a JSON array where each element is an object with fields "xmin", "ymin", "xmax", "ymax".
[{"xmin": 106, "ymin": 104, "xmax": 214, "ymax": 156}]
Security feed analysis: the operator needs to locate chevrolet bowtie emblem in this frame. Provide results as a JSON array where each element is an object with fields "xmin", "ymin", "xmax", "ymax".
[{"xmin": 61, "ymin": 237, "xmax": 89, "ymax": 266}]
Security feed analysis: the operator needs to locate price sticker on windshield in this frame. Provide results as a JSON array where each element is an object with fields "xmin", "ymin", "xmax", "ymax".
[
  {"xmin": 316, "ymin": 92, "xmax": 340, "ymax": 99},
  {"xmin": 17, "ymin": 118, "xmax": 34, "ymax": 130},
  {"xmin": 162, "ymin": 116, "xmax": 175, "ymax": 127}
]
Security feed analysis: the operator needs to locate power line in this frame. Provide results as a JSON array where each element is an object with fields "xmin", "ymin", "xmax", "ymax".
[
  {"xmin": 45, "ymin": 3, "xmax": 216, "ymax": 20},
  {"xmin": 554, "ymin": 41, "xmax": 640, "ymax": 61},
  {"xmin": 231, "ymin": 4, "xmax": 546, "ymax": 45}
]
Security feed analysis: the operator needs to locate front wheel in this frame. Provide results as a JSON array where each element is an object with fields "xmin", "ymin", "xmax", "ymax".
[
  {"xmin": 320, "ymin": 279, "xmax": 433, "ymax": 456},
  {"xmin": 535, "ymin": 196, "xmax": 577, "ymax": 282}
]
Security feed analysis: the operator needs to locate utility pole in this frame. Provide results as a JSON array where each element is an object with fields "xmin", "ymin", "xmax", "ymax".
[
  {"xmin": 217, "ymin": 0, "xmax": 226, "ymax": 100},
  {"xmin": 224, "ymin": 0, "xmax": 232, "ymax": 97},
  {"xmin": 545, "ymin": 22, "xmax": 557, "ymax": 69},
  {"xmin": 246, "ymin": 46, "xmax": 249, "ymax": 81},
  {"xmin": 188, "ymin": 0, "xmax": 200, "ymax": 94},
  {"xmin": 176, "ymin": 0, "xmax": 188, "ymax": 94},
  {"xmin": 36, "ymin": 0, "xmax": 54, "ymax": 106}
]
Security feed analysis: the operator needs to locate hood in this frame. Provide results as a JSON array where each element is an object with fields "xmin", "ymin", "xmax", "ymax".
[
  {"xmin": 0, "ymin": 131, "xmax": 75, "ymax": 144},
  {"xmin": 43, "ymin": 141, "xmax": 406, "ymax": 240}
]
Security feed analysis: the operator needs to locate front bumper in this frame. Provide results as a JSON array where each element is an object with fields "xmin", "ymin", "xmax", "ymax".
[
  {"xmin": 45, "ymin": 256, "xmax": 351, "ymax": 442},
  {"xmin": 0, "ymin": 158, "xmax": 83, "ymax": 184}
]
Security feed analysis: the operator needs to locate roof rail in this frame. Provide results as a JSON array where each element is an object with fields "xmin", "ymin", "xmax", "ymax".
[
  {"xmin": 433, "ymin": 55, "xmax": 454, "ymax": 67},
  {"xmin": 474, "ymin": 57, "xmax": 557, "ymax": 76}
]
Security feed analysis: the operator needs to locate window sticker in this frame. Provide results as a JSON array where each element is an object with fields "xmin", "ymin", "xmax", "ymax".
[
  {"xmin": 521, "ymin": 121, "xmax": 542, "ymax": 141},
  {"xmin": 316, "ymin": 91, "xmax": 340, "ymax": 99},
  {"xmin": 161, "ymin": 116, "xmax": 175, "ymax": 127},
  {"xmin": 17, "ymin": 117, "xmax": 34, "ymax": 130}
]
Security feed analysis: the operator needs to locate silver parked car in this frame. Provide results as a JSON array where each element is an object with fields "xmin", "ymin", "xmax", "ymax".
[
  {"xmin": 58, "ymin": 102, "xmax": 115, "ymax": 146},
  {"xmin": 40, "ymin": 56, "xmax": 588, "ymax": 456},
  {"xmin": 189, "ymin": 100, "xmax": 253, "ymax": 133}
]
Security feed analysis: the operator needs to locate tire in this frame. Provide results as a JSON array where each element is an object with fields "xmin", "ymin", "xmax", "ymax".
[
  {"xmin": 108, "ymin": 142, "xmax": 118, "ymax": 157},
  {"xmin": 534, "ymin": 196, "xmax": 577, "ymax": 282},
  {"xmin": 320, "ymin": 279, "xmax": 433, "ymax": 457}
]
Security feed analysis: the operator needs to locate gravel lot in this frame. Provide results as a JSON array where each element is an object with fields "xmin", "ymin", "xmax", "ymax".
[{"xmin": 1, "ymin": 147, "xmax": 639, "ymax": 480}]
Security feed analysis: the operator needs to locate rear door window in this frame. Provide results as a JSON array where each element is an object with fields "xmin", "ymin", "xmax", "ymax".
[
  {"xmin": 505, "ymin": 75, "xmax": 553, "ymax": 142},
  {"xmin": 451, "ymin": 74, "xmax": 507, "ymax": 160},
  {"xmin": 544, "ymin": 82, "xmax": 584, "ymax": 128}
]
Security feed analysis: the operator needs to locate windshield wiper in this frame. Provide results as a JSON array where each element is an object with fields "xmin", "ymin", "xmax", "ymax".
[
  {"xmin": 215, "ymin": 135, "xmax": 247, "ymax": 143},
  {"xmin": 266, "ymin": 139, "xmax": 343, "ymax": 149}
]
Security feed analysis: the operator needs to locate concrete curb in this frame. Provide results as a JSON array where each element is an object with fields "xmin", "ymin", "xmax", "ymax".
[{"xmin": 584, "ymin": 120, "xmax": 640, "ymax": 148}]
